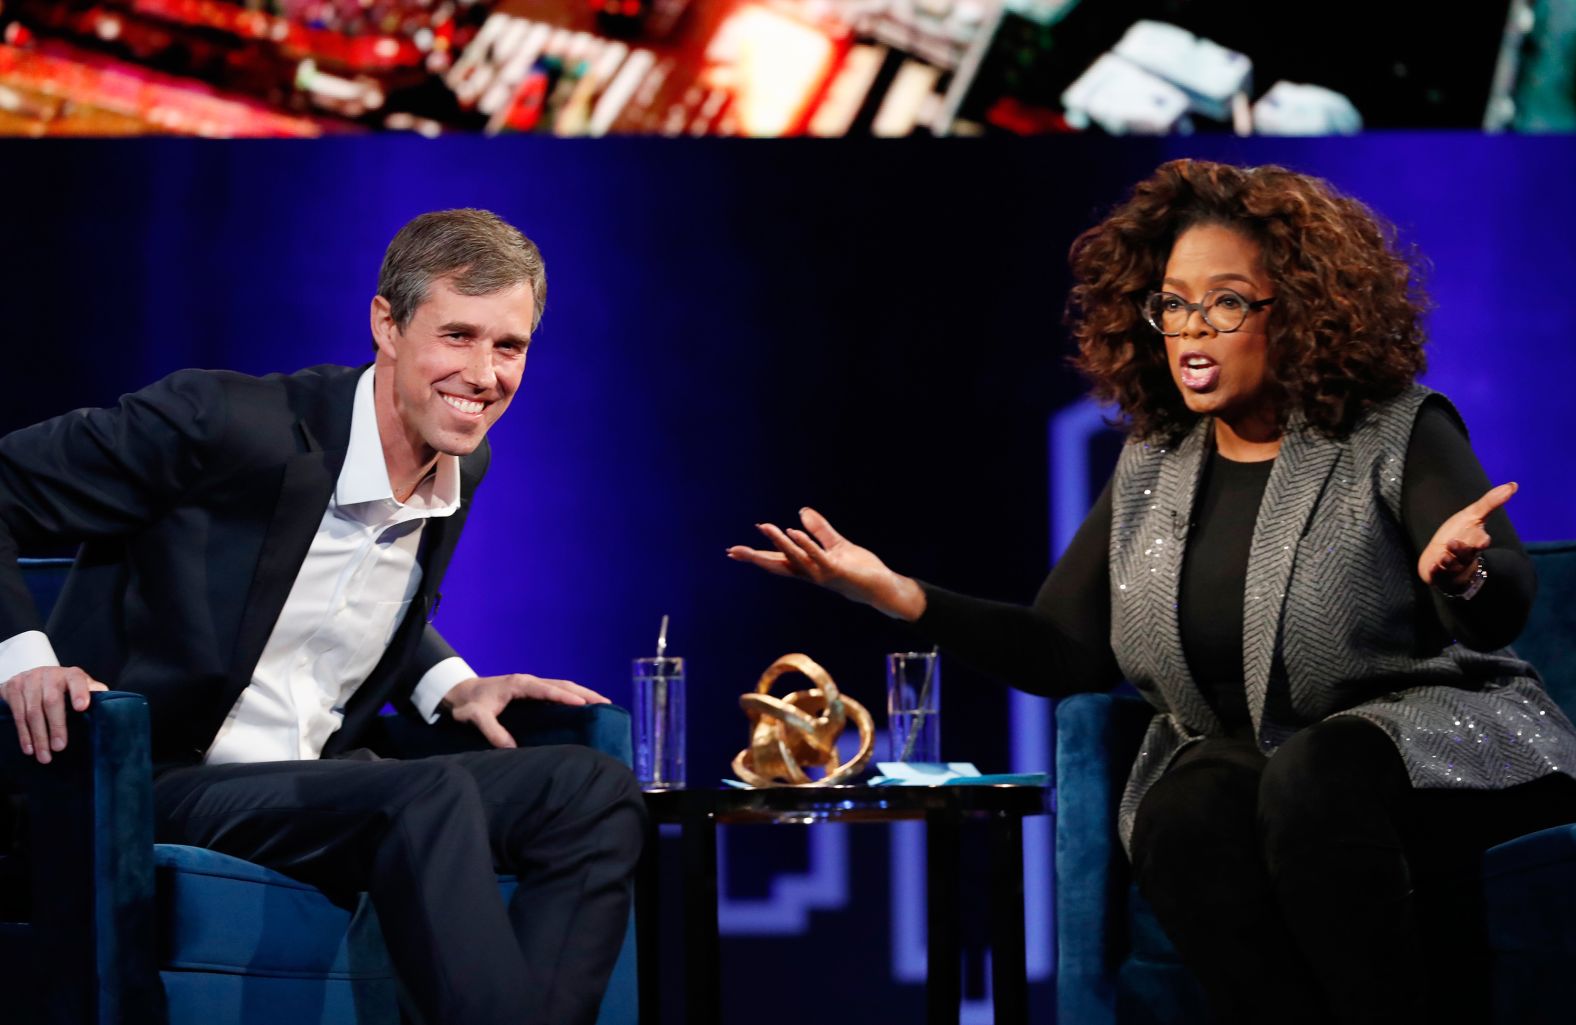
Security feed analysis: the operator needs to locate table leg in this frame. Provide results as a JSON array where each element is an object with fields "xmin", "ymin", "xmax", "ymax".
[
  {"xmin": 682, "ymin": 811, "xmax": 721, "ymax": 1025},
  {"xmin": 989, "ymin": 812, "xmax": 1028, "ymax": 1025},
  {"xmin": 636, "ymin": 811, "xmax": 661, "ymax": 1025},
  {"xmin": 925, "ymin": 810, "xmax": 962, "ymax": 1025}
]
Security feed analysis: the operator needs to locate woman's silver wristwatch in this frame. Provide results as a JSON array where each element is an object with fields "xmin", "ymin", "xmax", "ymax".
[{"xmin": 1443, "ymin": 555, "xmax": 1488, "ymax": 601}]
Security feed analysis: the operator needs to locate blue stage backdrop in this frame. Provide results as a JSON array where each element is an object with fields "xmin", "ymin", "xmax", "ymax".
[{"xmin": 3, "ymin": 135, "xmax": 1573, "ymax": 1025}]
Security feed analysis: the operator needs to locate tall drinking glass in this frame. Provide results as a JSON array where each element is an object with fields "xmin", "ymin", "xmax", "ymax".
[
  {"xmin": 632, "ymin": 656, "xmax": 685, "ymax": 788},
  {"xmin": 886, "ymin": 651, "xmax": 940, "ymax": 763}
]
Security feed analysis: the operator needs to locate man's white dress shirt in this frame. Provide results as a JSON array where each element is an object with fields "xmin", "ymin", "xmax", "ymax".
[{"xmin": 0, "ymin": 367, "xmax": 478, "ymax": 763}]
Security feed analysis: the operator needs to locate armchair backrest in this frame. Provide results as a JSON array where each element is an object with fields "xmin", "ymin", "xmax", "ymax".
[
  {"xmin": 18, "ymin": 555, "xmax": 72, "ymax": 621},
  {"xmin": 1520, "ymin": 542, "xmax": 1576, "ymax": 721}
]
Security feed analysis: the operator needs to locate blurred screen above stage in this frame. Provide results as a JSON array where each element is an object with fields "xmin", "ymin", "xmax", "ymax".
[{"xmin": 1, "ymin": 0, "xmax": 1570, "ymax": 136}]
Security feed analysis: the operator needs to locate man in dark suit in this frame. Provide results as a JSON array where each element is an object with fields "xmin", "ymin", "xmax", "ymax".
[{"xmin": 0, "ymin": 209, "xmax": 644, "ymax": 1025}]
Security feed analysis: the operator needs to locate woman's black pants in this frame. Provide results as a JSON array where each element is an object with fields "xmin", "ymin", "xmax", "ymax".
[{"xmin": 1129, "ymin": 716, "xmax": 1576, "ymax": 1025}]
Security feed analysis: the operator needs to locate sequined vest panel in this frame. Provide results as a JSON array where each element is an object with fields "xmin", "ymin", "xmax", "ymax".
[{"xmin": 1107, "ymin": 386, "xmax": 1576, "ymax": 852}]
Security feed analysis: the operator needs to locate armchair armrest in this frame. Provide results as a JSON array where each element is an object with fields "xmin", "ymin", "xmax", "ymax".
[
  {"xmin": 0, "ymin": 690, "xmax": 162, "ymax": 1025},
  {"xmin": 1483, "ymin": 822, "xmax": 1576, "ymax": 954},
  {"xmin": 503, "ymin": 703, "xmax": 633, "ymax": 766},
  {"xmin": 1053, "ymin": 691, "xmax": 1154, "ymax": 1025},
  {"xmin": 373, "ymin": 703, "xmax": 634, "ymax": 768}
]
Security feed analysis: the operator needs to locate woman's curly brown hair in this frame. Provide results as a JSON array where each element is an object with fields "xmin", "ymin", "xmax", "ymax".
[{"xmin": 1067, "ymin": 159, "xmax": 1430, "ymax": 443}]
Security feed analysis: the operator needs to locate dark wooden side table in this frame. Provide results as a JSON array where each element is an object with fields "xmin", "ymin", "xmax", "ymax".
[{"xmin": 636, "ymin": 784, "xmax": 1050, "ymax": 1025}]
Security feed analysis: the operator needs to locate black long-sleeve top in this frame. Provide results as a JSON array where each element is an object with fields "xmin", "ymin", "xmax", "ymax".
[{"xmin": 915, "ymin": 403, "xmax": 1534, "ymax": 730}]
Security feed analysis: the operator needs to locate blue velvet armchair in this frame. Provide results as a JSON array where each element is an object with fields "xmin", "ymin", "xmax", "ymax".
[
  {"xmin": 0, "ymin": 557, "xmax": 638, "ymax": 1025},
  {"xmin": 1054, "ymin": 540, "xmax": 1576, "ymax": 1025}
]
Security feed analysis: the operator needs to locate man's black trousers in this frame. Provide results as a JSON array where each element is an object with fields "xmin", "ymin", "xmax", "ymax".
[{"xmin": 153, "ymin": 744, "xmax": 646, "ymax": 1025}]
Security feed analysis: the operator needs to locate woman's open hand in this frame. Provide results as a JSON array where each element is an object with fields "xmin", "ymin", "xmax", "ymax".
[
  {"xmin": 727, "ymin": 506, "xmax": 927, "ymax": 621},
  {"xmin": 1417, "ymin": 482, "xmax": 1517, "ymax": 594}
]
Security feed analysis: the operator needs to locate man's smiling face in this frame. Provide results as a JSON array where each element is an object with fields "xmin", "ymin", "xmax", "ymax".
[{"xmin": 371, "ymin": 275, "xmax": 533, "ymax": 473}]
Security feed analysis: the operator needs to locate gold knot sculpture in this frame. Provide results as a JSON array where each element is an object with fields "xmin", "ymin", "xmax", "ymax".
[{"xmin": 732, "ymin": 653, "xmax": 875, "ymax": 787}]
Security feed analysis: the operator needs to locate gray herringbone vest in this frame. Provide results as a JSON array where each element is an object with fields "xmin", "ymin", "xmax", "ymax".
[{"xmin": 1108, "ymin": 386, "xmax": 1576, "ymax": 851}]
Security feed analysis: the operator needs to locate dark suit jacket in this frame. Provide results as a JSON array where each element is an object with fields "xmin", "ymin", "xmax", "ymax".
[{"xmin": 0, "ymin": 363, "xmax": 486, "ymax": 770}]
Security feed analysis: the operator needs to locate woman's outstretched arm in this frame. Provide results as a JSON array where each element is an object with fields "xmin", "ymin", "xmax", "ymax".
[{"xmin": 728, "ymin": 478, "xmax": 1122, "ymax": 698}]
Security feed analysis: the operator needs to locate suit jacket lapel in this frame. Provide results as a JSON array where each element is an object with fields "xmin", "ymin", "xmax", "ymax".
[
  {"xmin": 1152, "ymin": 420, "xmax": 1223, "ymax": 734},
  {"xmin": 418, "ymin": 451, "xmax": 484, "ymax": 592},
  {"xmin": 227, "ymin": 373, "xmax": 360, "ymax": 698},
  {"xmin": 1242, "ymin": 418, "xmax": 1341, "ymax": 734}
]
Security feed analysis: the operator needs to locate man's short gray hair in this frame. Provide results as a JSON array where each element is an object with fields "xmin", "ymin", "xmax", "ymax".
[{"xmin": 377, "ymin": 209, "xmax": 547, "ymax": 331}]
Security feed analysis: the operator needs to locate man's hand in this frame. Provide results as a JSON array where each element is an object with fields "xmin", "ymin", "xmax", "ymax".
[
  {"xmin": 1417, "ymin": 482, "xmax": 1517, "ymax": 594},
  {"xmin": 1, "ymin": 666, "xmax": 109, "ymax": 764},
  {"xmin": 442, "ymin": 674, "xmax": 610, "ymax": 749}
]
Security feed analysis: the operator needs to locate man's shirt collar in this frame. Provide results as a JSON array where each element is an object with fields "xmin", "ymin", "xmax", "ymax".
[{"xmin": 334, "ymin": 366, "xmax": 461, "ymax": 515}]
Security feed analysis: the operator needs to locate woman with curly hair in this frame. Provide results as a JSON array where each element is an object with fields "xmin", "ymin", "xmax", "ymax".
[{"xmin": 729, "ymin": 159, "xmax": 1576, "ymax": 1023}]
